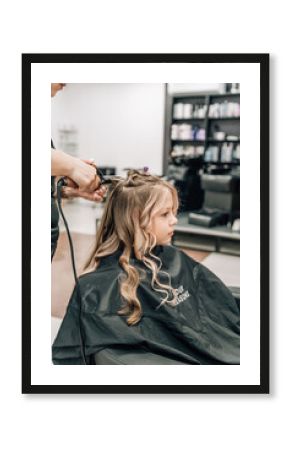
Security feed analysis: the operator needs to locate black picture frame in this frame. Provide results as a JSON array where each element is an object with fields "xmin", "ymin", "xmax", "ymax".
[{"xmin": 22, "ymin": 53, "xmax": 269, "ymax": 394}]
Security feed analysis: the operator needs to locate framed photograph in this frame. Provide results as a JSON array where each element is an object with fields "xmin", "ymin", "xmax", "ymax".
[{"xmin": 22, "ymin": 53, "xmax": 269, "ymax": 394}]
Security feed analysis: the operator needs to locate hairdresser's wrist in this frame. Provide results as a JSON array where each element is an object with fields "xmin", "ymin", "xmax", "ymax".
[
  {"xmin": 51, "ymin": 149, "xmax": 77, "ymax": 178},
  {"xmin": 65, "ymin": 155, "xmax": 82, "ymax": 179}
]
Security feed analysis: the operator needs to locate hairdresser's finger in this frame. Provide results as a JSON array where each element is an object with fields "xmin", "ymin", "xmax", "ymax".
[
  {"xmin": 84, "ymin": 173, "xmax": 102, "ymax": 191},
  {"xmin": 80, "ymin": 191, "xmax": 104, "ymax": 202},
  {"xmin": 95, "ymin": 186, "xmax": 107, "ymax": 198},
  {"xmin": 62, "ymin": 187, "xmax": 91, "ymax": 201},
  {"xmin": 92, "ymin": 193, "xmax": 104, "ymax": 202},
  {"xmin": 96, "ymin": 185, "xmax": 107, "ymax": 196},
  {"xmin": 82, "ymin": 158, "xmax": 96, "ymax": 167},
  {"xmin": 87, "ymin": 186, "xmax": 107, "ymax": 202},
  {"xmin": 61, "ymin": 184, "xmax": 106, "ymax": 202},
  {"xmin": 61, "ymin": 186, "xmax": 76, "ymax": 198},
  {"xmin": 65, "ymin": 178, "xmax": 78, "ymax": 188}
]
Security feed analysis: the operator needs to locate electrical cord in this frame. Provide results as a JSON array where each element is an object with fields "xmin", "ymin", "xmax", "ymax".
[
  {"xmin": 56, "ymin": 177, "xmax": 87, "ymax": 365},
  {"xmin": 55, "ymin": 168, "xmax": 117, "ymax": 364}
]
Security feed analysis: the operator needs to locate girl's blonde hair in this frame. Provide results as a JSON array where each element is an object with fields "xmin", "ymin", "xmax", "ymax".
[{"xmin": 85, "ymin": 170, "xmax": 179, "ymax": 325}]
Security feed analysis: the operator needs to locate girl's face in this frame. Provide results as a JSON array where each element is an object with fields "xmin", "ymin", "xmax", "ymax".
[{"xmin": 148, "ymin": 189, "xmax": 178, "ymax": 245}]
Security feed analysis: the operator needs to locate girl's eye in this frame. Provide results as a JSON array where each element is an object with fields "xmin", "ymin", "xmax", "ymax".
[{"xmin": 162, "ymin": 212, "xmax": 169, "ymax": 217}]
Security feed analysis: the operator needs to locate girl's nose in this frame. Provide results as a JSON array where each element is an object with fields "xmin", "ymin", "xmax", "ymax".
[{"xmin": 170, "ymin": 214, "xmax": 178, "ymax": 225}]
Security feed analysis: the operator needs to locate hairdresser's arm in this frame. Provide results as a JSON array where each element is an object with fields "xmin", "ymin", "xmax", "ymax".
[{"xmin": 51, "ymin": 149, "xmax": 100, "ymax": 192}]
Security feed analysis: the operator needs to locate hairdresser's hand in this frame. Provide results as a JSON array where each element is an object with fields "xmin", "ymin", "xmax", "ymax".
[
  {"xmin": 61, "ymin": 185, "xmax": 107, "ymax": 202},
  {"xmin": 52, "ymin": 150, "xmax": 101, "ymax": 192},
  {"xmin": 66, "ymin": 157, "xmax": 101, "ymax": 192}
]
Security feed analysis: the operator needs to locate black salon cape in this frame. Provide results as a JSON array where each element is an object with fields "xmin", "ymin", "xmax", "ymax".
[{"xmin": 52, "ymin": 246, "xmax": 240, "ymax": 365}]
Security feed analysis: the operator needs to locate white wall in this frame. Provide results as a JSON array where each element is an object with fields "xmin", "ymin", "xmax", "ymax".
[
  {"xmin": 51, "ymin": 83, "xmax": 225, "ymax": 178},
  {"xmin": 51, "ymin": 83, "xmax": 166, "ymax": 176},
  {"xmin": 168, "ymin": 83, "xmax": 223, "ymax": 94}
]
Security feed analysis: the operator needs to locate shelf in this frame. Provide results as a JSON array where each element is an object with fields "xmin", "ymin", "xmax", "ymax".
[
  {"xmin": 170, "ymin": 156, "xmax": 204, "ymax": 162},
  {"xmin": 169, "ymin": 93, "xmax": 240, "ymax": 149},
  {"xmin": 208, "ymin": 116, "xmax": 240, "ymax": 120},
  {"xmin": 172, "ymin": 117, "xmax": 206, "ymax": 122},
  {"xmin": 172, "ymin": 213, "xmax": 240, "ymax": 255},
  {"xmin": 174, "ymin": 222, "xmax": 240, "ymax": 240},
  {"xmin": 203, "ymin": 161, "xmax": 240, "ymax": 165},
  {"xmin": 210, "ymin": 92, "xmax": 240, "ymax": 98},
  {"xmin": 166, "ymin": 91, "xmax": 240, "ymax": 216},
  {"xmin": 172, "ymin": 93, "xmax": 208, "ymax": 99},
  {"xmin": 172, "ymin": 139, "xmax": 205, "ymax": 144},
  {"xmin": 207, "ymin": 138, "xmax": 240, "ymax": 143}
]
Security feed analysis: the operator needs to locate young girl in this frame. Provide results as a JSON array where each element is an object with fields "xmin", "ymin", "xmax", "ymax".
[{"xmin": 52, "ymin": 170, "xmax": 240, "ymax": 365}]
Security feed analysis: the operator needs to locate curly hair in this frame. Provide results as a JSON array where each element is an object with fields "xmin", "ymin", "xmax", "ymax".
[{"xmin": 84, "ymin": 170, "xmax": 179, "ymax": 325}]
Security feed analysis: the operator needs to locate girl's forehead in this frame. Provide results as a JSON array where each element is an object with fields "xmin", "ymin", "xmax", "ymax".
[{"xmin": 156, "ymin": 187, "xmax": 174, "ymax": 207}]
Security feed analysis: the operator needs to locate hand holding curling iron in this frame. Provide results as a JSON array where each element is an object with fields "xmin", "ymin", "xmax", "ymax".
[{"xmin": 60, "ymin": 158, "xmax": 107, "ymax": 202}]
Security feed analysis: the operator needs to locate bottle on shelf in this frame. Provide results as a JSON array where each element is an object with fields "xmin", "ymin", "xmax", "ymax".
[
  {"xmin": 208, "ymin": 101, "xmax": 240, "ymax": 118},
  {"xmin": 173, "ymin": 103, "xmax": 184, "ymax": 119},
  {"xmin": 220, "ymin": 143, "xmax": 233, "ymax": 163},
  {"xmin": 183, "ymin": 103, "xmax": 193, "ymax": 118}
]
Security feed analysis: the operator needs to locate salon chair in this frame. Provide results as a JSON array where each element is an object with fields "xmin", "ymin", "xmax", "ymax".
[
  {"xmin": 188, "ymin": 173, "xmax": 240, "ymax": 227},
  {"xmin": 167, "ymin": 163, "xmax": 203, "ymax": 212},
  {"xmin": 93, "ymin": 347, "xmax": 186, "ymax": 365}
]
